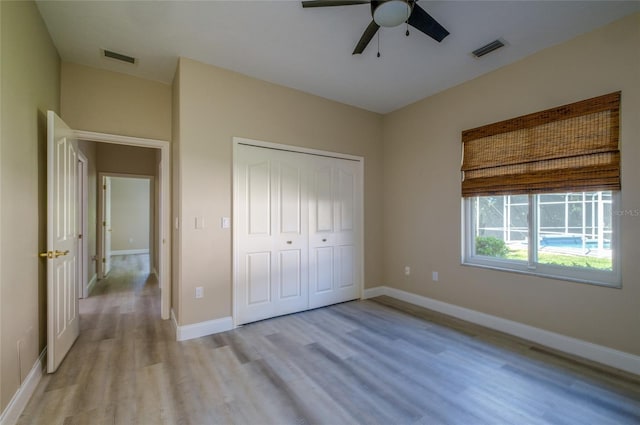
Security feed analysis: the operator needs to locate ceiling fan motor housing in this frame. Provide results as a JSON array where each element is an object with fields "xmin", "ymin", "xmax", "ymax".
[{"xmin": 372, "ymin": 0, "xmax": 413, "ymax": 27}]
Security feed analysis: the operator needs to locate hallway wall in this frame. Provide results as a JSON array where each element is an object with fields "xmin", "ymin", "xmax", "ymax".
[
  {"xmin": 110, "ymin": 177, "xmax": 151, "ymax": 253},
  {"xmin": 96, "ymin": 143, "xmax": 157, "ymax": 176}
]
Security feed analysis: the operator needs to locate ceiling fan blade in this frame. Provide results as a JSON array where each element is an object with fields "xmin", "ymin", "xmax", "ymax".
[
  {"xmin": 302, "ymin": 0, "xmax": 369, "ymax": 8},
  {"xmin": 352, "ymin": 20, "xmax": 379, "ymax": 54},
  {"xmin": 407, "ymin": 4, "xmax": 449, "ymax": 42}
]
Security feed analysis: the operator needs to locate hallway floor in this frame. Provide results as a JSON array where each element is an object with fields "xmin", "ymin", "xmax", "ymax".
[{"xmin": 18, "ymin": 254, "xmax": 174, "ymax": 424}]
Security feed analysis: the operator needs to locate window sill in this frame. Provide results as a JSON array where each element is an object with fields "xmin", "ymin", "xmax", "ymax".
[{"xmin": 461, "ymin": 260, "xmax": 621, "ymax": 289}]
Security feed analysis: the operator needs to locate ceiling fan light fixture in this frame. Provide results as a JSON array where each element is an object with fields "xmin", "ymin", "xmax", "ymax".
[{"xmin": 373, "ymin": 0, "xmax": 411, "ymax": 27}]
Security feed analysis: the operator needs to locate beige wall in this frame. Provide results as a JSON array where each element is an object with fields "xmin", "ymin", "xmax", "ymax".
[
  {"xmin": 0, "ymin": 0, "xmax": 59, "ymax": 413},
  {"xmin": 174, "ymin": 57, "xmax": 383, "ymax": 325},
  {"xmin": 382, "ymin": 13, "xmax": 640, "ymax": 356},
  {"xmin": 61, "ymin": 62, "xmax": 171, "ymax": 141},
  {"xmin": 78, "ymin": 140, "xmax": 98, "ymax": 281},
  {"xmin": 110, "ymin": 177, "xmax": 150, "ymax": 252},
  {"xmin": 96, "ymin": 143, "xmax": 158, "ymax": 176}
]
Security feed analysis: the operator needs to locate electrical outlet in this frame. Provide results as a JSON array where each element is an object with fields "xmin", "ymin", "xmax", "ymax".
[
  {"xmin": 404, "ymin": 266, "xmax": 411, "ymax": 276},
  {"xmin": 432, "ymin": 271, "xmax": 439, "ymax": 282},
  {"xmin": 195, "ymin": 286, "xmax": 204, "ymax": 299}
]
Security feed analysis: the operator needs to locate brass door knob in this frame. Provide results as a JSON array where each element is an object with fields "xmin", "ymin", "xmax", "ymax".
[{"xmin": 39, "ymin": 250, "xmax": 69, "ymax": 259}]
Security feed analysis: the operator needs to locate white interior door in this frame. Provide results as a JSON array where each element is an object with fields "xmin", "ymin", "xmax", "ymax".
[
  {"xmin": 309, "ymin": 156, "xmax": 361, "ymax": 308},
  {"xmin": 46, "ymin": 110, "xmax": 80, "ymax": 373},
  {"xmin": 102, "ymin": 176, "xmax": 112, "ymax": 276},
  {"xmin": 236, "ymin": 145, "xmax": 309, "ymax": 325}
]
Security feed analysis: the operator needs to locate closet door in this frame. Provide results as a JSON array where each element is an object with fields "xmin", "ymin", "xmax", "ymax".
[
  {"xmin": 236, "ymin": 145, "xmax": 309, "ymax": 325},
  {"xmin": 308, "ymin": 156, "xmax": 361, "ymax": 308}
]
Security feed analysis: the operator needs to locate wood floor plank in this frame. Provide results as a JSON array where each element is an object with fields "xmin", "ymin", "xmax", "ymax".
[{"xmin": 18, "ymin": 254, "xmax": 640, "ymax": 424}]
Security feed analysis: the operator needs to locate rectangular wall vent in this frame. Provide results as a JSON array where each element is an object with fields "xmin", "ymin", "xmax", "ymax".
[
  {"xmin": 471, "ymin": 39, "xmax": 505, "ymax": 58},
  {"xmin": 102, "ymin": 49, "xmax": 136, "ymax": 64}
]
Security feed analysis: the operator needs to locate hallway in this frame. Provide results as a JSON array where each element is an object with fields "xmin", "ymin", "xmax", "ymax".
[{"xmin": 18, "ymin": 254, "xmax": 176, "ymax": 424}]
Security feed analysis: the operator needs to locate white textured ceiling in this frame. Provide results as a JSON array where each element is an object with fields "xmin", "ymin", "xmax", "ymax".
[{"xmin": 36, "ymin": 1, "xmax": 639, "ymax": 114}]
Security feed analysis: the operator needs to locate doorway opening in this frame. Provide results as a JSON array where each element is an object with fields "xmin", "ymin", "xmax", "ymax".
[
  {"xmin": 99, "ymin": 174, "xmax": 154, "ymax": 279},
  {"xmin": 74, "ymin": 131, "xmax": 170, "ymax": 320},
  {"xmin": 94, "ymin": 174, "xmax": 155, "ymax": 301}
]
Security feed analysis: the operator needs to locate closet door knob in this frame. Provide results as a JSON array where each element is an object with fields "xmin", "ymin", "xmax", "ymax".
[
  {"xmin": 322, "ymin": 238, "xmax": 327, "ymax": 242},
  {"xmin": 286, "ymin": 241, "xmax": 292, "ymax": 244}
]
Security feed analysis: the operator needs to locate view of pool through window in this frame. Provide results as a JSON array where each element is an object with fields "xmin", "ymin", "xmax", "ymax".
[{"xmin": 472, "ymin": 192, "xmax": 613, "ymax": 271}]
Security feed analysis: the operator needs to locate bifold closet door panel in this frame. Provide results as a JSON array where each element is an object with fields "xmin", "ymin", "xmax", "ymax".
[
  {"xmin": 308, "ymin": 156, "xmax": 361, "ymax": 309},
  {"xmin": 236, "ymin": 145, "xmax": 309, "ymax": 325}
]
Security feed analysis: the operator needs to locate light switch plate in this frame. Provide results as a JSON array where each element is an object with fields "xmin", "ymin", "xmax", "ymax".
[
  {"xmin": 195, "ymin": 216, "xmax": 205, "ymax": 229},
  {"xmin": 221, "ymin": 217, "xmax": 231, "ymax": 229}
]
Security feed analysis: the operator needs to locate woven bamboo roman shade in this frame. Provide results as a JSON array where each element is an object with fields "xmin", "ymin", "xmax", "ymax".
[{"xmin": 461, "ymin": 92, "xmax": 621, "ymax": 197}]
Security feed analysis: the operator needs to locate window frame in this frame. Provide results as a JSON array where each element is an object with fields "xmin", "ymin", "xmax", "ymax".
[{"xmin": 462, "ymin": 191, "xmax": 621, "ymax": 288}]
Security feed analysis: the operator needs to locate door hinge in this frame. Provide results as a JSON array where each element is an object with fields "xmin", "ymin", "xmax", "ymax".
[
  {"xmin": 102, "ymin": 258, "xmax": 106, "ymax": 263},
  {"xmin": 78, "ymin": 234, "xmax": 83, "ymax": 239},
  {"xmin": 103, "ymin": 221, "xmax": 106, "ymax": 226},
  {"xmin": 103, "ymin": 184, "xmax": 106, "ymax": 190}
]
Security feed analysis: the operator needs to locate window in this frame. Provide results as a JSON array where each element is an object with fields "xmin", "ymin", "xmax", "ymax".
[
  {"xmin": 461, "ymin": 92, "xmax": 621, "ymax": 287},
  {"xmin": 464, "ymin": 191, "xmax": 620, "ymax": 286}
]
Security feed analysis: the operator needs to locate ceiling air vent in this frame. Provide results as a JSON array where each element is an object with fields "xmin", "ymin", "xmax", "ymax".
[
  {"xmin": 471, "ymin": 39, "xmax": 505, "ymax": 58},
  {"xmin": 102, "ymin": 49, "xmax": 136, "ymax": 64}
]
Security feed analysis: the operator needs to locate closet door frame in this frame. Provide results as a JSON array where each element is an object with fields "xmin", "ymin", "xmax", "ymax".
[{"xmin": 232, "ymin": 137, "xmax": 364, "ymax": 327}]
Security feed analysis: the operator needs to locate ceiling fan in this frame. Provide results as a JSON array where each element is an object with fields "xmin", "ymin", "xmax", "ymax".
[{"xmin": 301, "ymin": 0, "xmax": 450, "ymax": 55}]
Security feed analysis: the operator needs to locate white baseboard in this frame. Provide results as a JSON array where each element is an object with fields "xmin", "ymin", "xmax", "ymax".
[
  {"xmin": 363, "ymin": 286, "xmax": 640, "ymax": 376},
  {"xmin": 110, "ymin": 249, "xmax": 149, "ymax": 256},
  {"xmin": 87, "ymin": 273, "xmax": 98, "ymax": 296},
  {"xmin": 0, "ymin": 348, "xmax": 46, "ymax": 425},
  {"xmin": 172, "ymin": 310, "xmax": 233, "ymax": 342},
  {"xmin": 362, "ymin": 286, "xmax": 387, "ymax": 299}
]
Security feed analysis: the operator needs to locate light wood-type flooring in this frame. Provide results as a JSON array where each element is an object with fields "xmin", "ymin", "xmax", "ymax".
[{"xmin": 19, "ymin": 254, "xmax": 640, "ymax": 424}]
